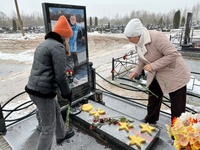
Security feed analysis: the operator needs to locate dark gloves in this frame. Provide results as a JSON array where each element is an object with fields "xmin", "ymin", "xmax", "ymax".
[{"xmin": 61, "ymin": 91, "xmax": 73, "ymax": 105}]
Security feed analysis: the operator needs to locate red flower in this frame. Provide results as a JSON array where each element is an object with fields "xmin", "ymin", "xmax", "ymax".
[
  {"xmin": 66, "ymin": 70, "xmax": 74, "ymax": 75},
  {"xmin": 100, "ymin": 118, "xmax": 104, "ymax": 123},
  {"xmin": 114, "ymin": 121, "xmax": 119, "ymax": 125},
  {"xmin": 171, "ymin": 117, "xmax": 177, "ymax": 127},
  {"xmin": 123, "ymin": 54, "xmax": 127, "ymax": 60},
  {"xmin": 93, "ymin": 119, "xmax": 98, "ymax": 122},
  {"xmin": 193, "ymin": 118, "xmax": 198, "ymax": 124},
  {"xmin": 90, "ymin": 125, "xmax": 94, "ymax": 130}
]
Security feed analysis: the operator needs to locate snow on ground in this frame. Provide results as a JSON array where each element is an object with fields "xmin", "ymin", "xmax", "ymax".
[
  {"xmin": 0, "ymin": 33, "xmax": 41, "ymax": 40},
  {"xmin": 0, "ymin": 50, "xmax": 34, "ymax": 63},
  {"xmin": 1, "ymin": 31, "xmax": 200, "ymax": 121}
]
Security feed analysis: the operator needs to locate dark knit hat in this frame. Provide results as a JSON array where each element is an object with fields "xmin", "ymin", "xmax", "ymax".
[{"xmin": 53, "ymin": 15, "xmax": 72, "ymax": 37}]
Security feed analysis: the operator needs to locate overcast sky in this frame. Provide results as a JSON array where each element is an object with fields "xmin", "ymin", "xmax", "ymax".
[{"xmin": 1, "ymin": 0, "xmax": 200, "ymax": 18}]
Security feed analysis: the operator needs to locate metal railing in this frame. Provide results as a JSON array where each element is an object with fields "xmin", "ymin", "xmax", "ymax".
[
  {"xmin": 0, "ymin": 63, "xmax": 96, "ymax": 133},
  {"xmin": 1, "ymin": 52, "xmax": 200, "ymax": 135},
  {"xmin": 0, "ymin": 91, "xmax": 35, "ymax": 130},
  {"xmin": 170, "ymin": 29, "xmax": 200, "ymax": 47},
  {"xmin": 110, "ymin": 50, "xmax": 200, "ymax": 109},
  {"xmin": 111, "ymin": 50, "xmax": 138, "ymax": 80}
]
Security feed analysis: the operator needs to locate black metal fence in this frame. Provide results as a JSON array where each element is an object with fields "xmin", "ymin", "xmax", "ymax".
[
  {"xmin": 110, "ymin": 48, "xmax": 200, "ymax": 112},
  {"xmin": 111, "ymin": 50, "xmax": 138, "ymax": 80},
  {"xmin": 1, "ymin": 48, "xmax": 200, "ymax": 135},
  {"xmin": 170, "ymin": 29, "xmax": 200, "ymax": 48}
]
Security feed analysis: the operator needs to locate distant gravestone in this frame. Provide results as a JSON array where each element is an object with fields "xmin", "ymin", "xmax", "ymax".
[{"xmin": 184, "ymin": 12, "xmax": 193, "ymax": 45}]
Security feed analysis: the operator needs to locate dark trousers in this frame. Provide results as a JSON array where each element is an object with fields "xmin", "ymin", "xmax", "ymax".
[
  {"xmin": 29, "ymin": 94, "xmax": 66, "ymax": 150},
  {"xmin": 71, "ymin": 52, "xmax": 78, "ymax": 68},
  {"xmin": 145, "ymin": 78, "xmax": 186, "ymax": 123}
]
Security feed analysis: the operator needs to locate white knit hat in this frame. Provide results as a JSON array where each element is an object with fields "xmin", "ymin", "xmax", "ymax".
[{"xmin": 124, "ymin": 18, "xmax": 143, "ymax": 37}]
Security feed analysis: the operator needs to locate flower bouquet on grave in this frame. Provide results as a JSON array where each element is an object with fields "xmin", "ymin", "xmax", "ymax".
[
  {"xmin": 165, "ymin": 112, "xmax": 200, "ymax": 150},
  {"xmin": 89, "ymin": 116, "xmax": 134, "ymax": 130}
]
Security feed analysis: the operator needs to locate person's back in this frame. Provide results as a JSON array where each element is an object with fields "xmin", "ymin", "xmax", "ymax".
[
  {"xmin": 124, "ymin": 18, "xmax": 190, "ymax": 125},
  {"xmin": 25, "ymin": 15, "xmax": 74, "ymax": 150},
  {"xmin": 26, "ymin": 32, "xmax": 70, "ymax": 97},
  {"xmin": 28, "ymin": 38, "xmax": 59, "ymax": 92}
]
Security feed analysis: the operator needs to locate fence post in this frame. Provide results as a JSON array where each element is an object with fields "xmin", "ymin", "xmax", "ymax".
[
  {"xmin": 89, "ymin": 62, "xmax": 96, "ymax": 91},
  {"xmin": 0, "ymin": 104, "xmax": 7, "ymax": 134},
  {"xmin": 112, "ymin": 58, "xmax": 114, "ymax": 80}
]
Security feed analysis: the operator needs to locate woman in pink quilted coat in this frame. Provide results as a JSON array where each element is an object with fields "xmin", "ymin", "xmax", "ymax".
[{"xmin": 124, "ymin": 18, "xmax": 191, "ymax": 124}]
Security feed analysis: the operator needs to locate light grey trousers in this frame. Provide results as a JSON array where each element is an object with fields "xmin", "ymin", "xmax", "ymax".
[{"xmin": 29, "ymin": 94, "xmax": 66, "ymax": 150}]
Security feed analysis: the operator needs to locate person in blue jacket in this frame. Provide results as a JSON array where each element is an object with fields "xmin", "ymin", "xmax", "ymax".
[{"xmin": 68, "ymin": 14, "xmax": 85, "ymax": 68}]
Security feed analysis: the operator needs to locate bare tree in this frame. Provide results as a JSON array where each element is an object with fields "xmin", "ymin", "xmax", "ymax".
[
  {"xmin": 0, "ymin": 12, "xmax": 10, "ymax": 27},
  {"xmin": 1, "ymin": 1, "xmax": 200, "ymax": 31},
  {"xmin": 192, "ymin": 3, "xmax": 200, "ymax": 24}
]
